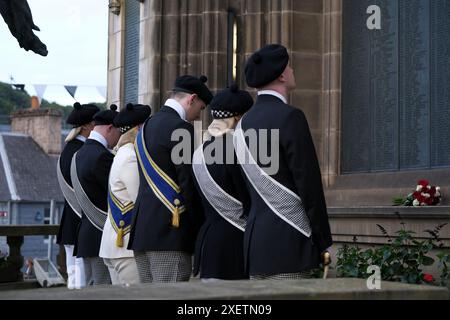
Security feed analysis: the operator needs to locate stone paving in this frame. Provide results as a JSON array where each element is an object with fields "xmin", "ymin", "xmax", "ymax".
[{"xmin": 0, "ymin": 278, "xmax": 448, "ymax": 300}]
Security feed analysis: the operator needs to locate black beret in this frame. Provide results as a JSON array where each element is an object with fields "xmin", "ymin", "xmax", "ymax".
[
  {"xmin": 245, "ymin": 44, "xmax": 290, "ymax": 88},
  {"xmin": 114, "ymin": 103, "xmax": 152, "ymax": 133},
  {"xmin": 93, "ymin": 104, "xmax": 119, "ymax": 126},
  {"xmin": 210, "ymin": 84, "xmax": 254, "ymax": 119},
  {"xmin": 173, "ymin": 75, "xmax": 213, "ymax": 105},
  {"xmin": 66, "ymin": 102, "xmax": 100, "ymax": 127}
]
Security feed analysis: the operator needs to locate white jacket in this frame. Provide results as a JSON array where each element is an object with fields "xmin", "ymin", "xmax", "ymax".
[{"xmin": 99, "ymin": 143, "xmax": 139, "ymax": 259}]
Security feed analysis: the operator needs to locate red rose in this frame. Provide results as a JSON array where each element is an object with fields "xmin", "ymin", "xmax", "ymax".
[
  {"xmin": 423, "ymin": 274, "xmax": 434, "ymax": 283},
  {"xmin": 429, "ymin": 186, "xmax": 436, "ymax": 196},
  {"xmin": 418, "ymin": 180, "xmax": 429, "ymax": 187}
]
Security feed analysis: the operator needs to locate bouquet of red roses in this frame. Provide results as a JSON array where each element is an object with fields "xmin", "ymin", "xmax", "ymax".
[{"xmin": 403, "ymin": 180, "xmax": 442, "ymax": 207}]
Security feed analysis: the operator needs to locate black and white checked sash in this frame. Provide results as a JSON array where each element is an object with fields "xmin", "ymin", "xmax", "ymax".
[
  {"xmin": 192, "ymin": 145, "xmax": 246, "ymax": 232},
  {"xmin": 233, "ymin": 120, "xmax": 312, "ymax": 238},
  {"xmin": 70, "ymin": 153, "xmax": 107, "ymax": 231},
  {"xmin": 57, "ymin": 157, "xmax": 82, "ymax": 218}
]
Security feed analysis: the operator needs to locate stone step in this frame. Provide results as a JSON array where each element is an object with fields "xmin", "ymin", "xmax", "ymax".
[{"xmin": 0, "ymin": 278, "xmax": 448, "ymax": 300}]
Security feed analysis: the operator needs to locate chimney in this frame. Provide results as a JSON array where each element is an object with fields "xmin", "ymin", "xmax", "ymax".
[
  {"xmin": 30, "ymin": 96, "xmax": 40, "ymax": 109},
  {"xmin": 11, "ymin": 107, "xmax": 62, "ymax": 155}
]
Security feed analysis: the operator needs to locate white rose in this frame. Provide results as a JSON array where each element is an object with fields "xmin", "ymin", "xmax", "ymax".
[
  {"xmin": 422, "ymin": 192, "xmax": 431, "ymax": 198},
  {"xmin": 436, "ymin": 186, "xmax": 441, "ymax": 192},
  {"xmin": 413, "ymin": 199, "xmax": 420, "ymax": 207},
  {"xmin": 427, "ymin": 185, "xmax": 431, "ymax": 190},
  {"xmin": 416, "ymin": 185, "xmax": 422, "ymax": 192}
]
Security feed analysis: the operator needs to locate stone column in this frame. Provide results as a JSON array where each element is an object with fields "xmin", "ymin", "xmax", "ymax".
[
  {"xmin": 241, "ymin": 0, "xmax": 326, "ymax": 178},
  {"xmin": 138, "ymin": 0, "xmax": 162, "ymax": 109},
  {"xmin": 138, "ymin": 0, "xmax": 230, "ymax": 126},
  {"xmin": 322, "ymin": 0, "xmax": 342, "ymax": 187},
  {"xmin": 6, "ymin": 236, "xmax": 24, "ymax": 282},
  {"xmin": 107, "ymin": 0, "xmax": 126, "ymax": 108}
]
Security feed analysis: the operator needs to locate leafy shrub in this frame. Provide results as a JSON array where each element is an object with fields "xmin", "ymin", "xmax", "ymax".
[{"xmin": 336, "ymin": 223, "xmax": 448, "ymax": 285}]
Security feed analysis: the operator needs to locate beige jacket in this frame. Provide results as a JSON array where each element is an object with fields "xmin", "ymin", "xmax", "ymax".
[{"xmin": 99, "ymin": 143, "xmax": 139, "ymax": 259}]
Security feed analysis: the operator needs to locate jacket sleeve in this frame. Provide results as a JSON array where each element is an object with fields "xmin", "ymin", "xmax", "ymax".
[
  {"xmin": 281, "ymin": 109, "xmax": 333, "ymax": 253},
  {"xmin": 94, "ymin": 152, "xmax": 114, "ymax": 192}
]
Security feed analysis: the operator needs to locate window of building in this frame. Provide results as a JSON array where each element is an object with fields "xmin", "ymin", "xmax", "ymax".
[
  {"xmin": 123, "ymin": 0, "xmax": 141, "ymax": 105},
  {"xmin": 227, "ymin": 10, "xmax": 238, "ymax": 86},
  {"xmin": 341, "ymin": 0, "xmax": 450, "ymax": 174},
  {"xmin": 43, "ymin": 208, "xmax": 51, "ymax": 243}
]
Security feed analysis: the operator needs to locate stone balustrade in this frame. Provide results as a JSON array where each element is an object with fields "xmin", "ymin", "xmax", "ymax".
[{"xmin": 0, "ymin": 225, "xmax": 65, "ymax": 284}]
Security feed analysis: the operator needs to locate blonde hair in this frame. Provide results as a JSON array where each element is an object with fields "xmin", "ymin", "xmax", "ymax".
[
  {"xmin": 65, "ymin": 127, "xmax": 82, "ymax": 143},
  {"xmin": 115, "ymin": 126, "xmax": 138, "ymax": 150},
  {"xmin": 206, "ymin": 117, "xmax": 239, "ymax": 139}
]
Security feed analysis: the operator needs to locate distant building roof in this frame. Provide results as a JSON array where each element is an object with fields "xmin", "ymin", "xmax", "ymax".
[
  {"xmin": 0, "ymin": 132, "xmax": 63, "ymax": 202},
  {"xmin": 0, "ymin": 155, "xmax": 10, "ymax": 201}
]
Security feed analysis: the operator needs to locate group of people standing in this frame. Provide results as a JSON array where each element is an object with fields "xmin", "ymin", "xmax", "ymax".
[{"xmin": 56, "ymin": 44, "xmax": 332, "ymax": 289}]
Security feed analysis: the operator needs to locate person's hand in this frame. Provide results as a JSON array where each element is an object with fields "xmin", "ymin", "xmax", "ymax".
[{"xmin": 0, "ymin": 0, "xmax": 48, "ymax": 56}]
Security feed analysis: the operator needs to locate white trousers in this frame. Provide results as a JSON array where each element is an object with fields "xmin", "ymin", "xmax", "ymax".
[
  {"xmin": 64, "ymin": 245, "xmax": 88, "ymax": 289},
  {"xmin": 103, "ymin": 257, "xmax": 140, "ymax": 286}
]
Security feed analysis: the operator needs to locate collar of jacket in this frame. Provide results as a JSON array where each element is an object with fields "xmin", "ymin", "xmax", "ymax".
[
  {"xmin": 164, "ymin": 99, "xmax": 187, "ymax": 121},
  {"xmin": 257, "ymin": 90, "xmax": 287, "ymax": 104}
]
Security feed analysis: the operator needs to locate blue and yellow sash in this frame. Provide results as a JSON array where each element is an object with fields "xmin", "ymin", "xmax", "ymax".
[
  {"xmin": 135, "ymin": 124, "xmax": 186, "ymax": 228},
  {"xmin": 108, "ymin": 189, "xmax": 134, "ymax": 247}
]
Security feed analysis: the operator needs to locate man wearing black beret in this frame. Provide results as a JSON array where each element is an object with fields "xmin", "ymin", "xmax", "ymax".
[
  {"xmin": 129, "ymin": 75, "xmax": 212, "ymax": 283},
  {"xmin": 71, "ymin": 105, "xmax": 121, "ymax": 287},
  {"xmin": 234, "ymin": 44, "xmax": 333, "ymax": 280},
  {"xmin": 57, "ymin": 102, "xmax": 99, "ymax": 289}
]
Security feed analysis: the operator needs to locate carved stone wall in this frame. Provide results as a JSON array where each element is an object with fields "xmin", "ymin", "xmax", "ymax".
[{"xmin": 108, "ymin": 0, "xmax": 337, "ymax": 184}]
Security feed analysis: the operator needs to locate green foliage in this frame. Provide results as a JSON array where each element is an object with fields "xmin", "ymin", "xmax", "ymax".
[
  {"xmin": 336, "ymin": 244, "xmax": 370, "ymax": 278},
  {"xmin": 403, "ymin": 193, "xmax": 415, "ymax": 206},
  {"xmin": 437, "ymin": 251, "xmax": 450, "ymax": 286},
  {"xmin": 336, "ymin": 223, "xmax": 448, "ymax": 285},
  {"xmin": 0, "ymin": 82, "xmax": 30, "ymax": 116},
  {"xmin": 392, "ymin": 197, "xmax": 405, "ymax": 206}
]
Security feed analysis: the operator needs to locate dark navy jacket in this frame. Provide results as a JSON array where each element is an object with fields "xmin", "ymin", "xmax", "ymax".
[
  {"xmin": 57, "ymin": 138, "xmax": 84, "ymax": 245},
  {"xmin": 240, "ymin": 94, "xmax": 332, "ymax": 276},
  {"xmin": 73, "ymin": 139, "xmax": 114, "ymax": 258},
  {"xmin": 193, "ymin": 133, "xmax": 250, "ymax": 280},
  {"xmin": 128, "ymin": 106, "xmax": 204, "ymax": 254}
]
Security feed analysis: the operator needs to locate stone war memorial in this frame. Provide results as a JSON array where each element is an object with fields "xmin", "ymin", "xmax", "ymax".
[{"xmin": 1, "ymin": 0, "xmax": 449, "ymax": 302}]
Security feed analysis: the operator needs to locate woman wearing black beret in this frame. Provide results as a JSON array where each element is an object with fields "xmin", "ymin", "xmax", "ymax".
[
  {"xmin": 56, "ymin": 102, "xmax": 99, "ymax": 289},
  {"xmin": 192, "ymin": 84, "xmax": 253, "ymax": 281}
]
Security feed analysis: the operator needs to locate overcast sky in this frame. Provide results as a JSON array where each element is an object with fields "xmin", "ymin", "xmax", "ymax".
[{"xmin": 0, "ymin": 0, "xmax": 108, "ymax": 106}]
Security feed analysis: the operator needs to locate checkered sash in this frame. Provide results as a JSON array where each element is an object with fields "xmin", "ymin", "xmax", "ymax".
[
  {"xmin": 70, "ymin": 153, "xmax": 107, "ymax": 231},
  {"xmin": 57, "ymin": 156, "xmax": 82, "ymax": 218},
  {"xmin": 233, "ymin": 119, "xmax": 312, "ymax": 237},
  {"xmin": 192, "ymin": 144, "xmax": 246, "ymax": 231}
]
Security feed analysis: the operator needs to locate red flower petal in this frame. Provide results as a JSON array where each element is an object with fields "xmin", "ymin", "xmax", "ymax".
[
  {"xmin": 418, "ymin": 180, "xmax": 429, "ymax": 187},
  {"xmin": 423, "ymin": 274, "xmax": 434, "ymax": 283}
]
